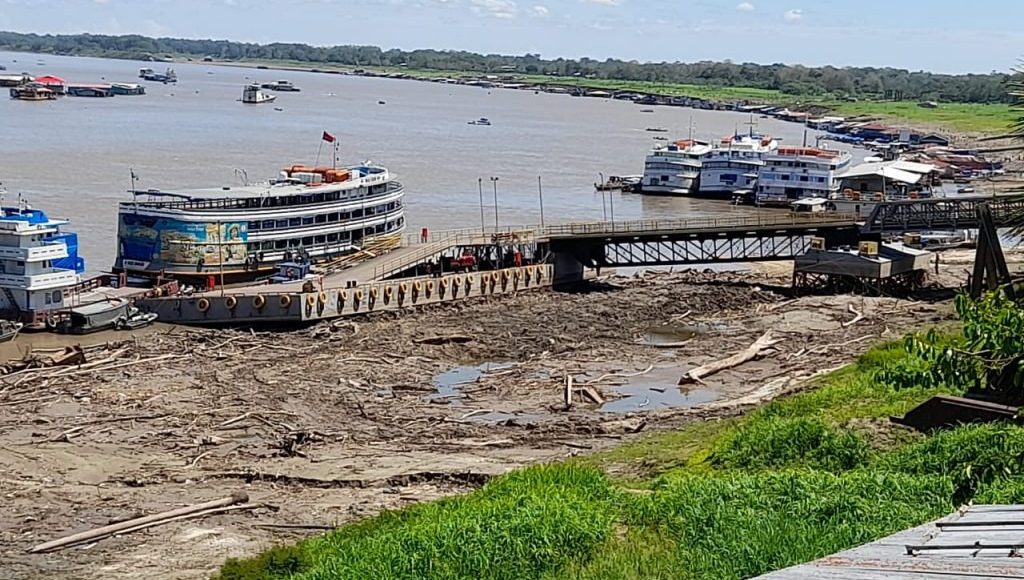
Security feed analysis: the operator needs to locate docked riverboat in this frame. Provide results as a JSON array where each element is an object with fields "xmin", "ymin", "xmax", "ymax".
[
  {"xmin": 0, "ymin": 199, "xmax": 87, "ymax": 324},
  {"xmin": 640, "ymin": 139, "xmax": 713, "ymax": 195},
  {"xmin": 699, "ymin": 133, "xmax": 779, "ymax": 197},
  {"xmin": 755, "ymin": 147, "xmax": 852, "ymax": 206},
  {"xmin": 114, "ymin": 163, "xmax": 406, "ymax": 284}
]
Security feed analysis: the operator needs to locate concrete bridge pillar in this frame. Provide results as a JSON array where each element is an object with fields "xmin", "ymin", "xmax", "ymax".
[{"xmin": 551, "ymin": 251, "xmax": 584, "ymax": 288}]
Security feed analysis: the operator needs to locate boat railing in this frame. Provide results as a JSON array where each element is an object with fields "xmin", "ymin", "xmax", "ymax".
[{"xmin": 126, "ymin": 181, "xmax": 403, "ymax": 211}]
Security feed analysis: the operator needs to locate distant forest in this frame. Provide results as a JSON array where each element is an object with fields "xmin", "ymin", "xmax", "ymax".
[{"xmin": 0, "ymin": 31, "xmax": 1014, "ymax": 104}]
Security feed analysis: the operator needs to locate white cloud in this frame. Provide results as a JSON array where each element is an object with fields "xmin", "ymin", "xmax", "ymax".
[
  {"xmin": 470, "ymin": 0, "xmax": 518, "ymax": 18},
  {"xmin": 531, "ymin": 4, "xmax": 548, "ymax": 17},
  {"xmin": 580, "ymin": 0, "xmax": 620, "ymax": 6},
  {"xmin": 736, "ymin": 2, "xmax": 754, "ymax": 12},
  {"xmin": 784, "ymin": 8, "xmax": 803, "ymax": 21}
]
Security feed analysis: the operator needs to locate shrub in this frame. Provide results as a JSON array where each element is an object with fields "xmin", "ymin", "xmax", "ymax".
[
  {"xmin": 880, "ymin": 423, "xmax": 1024, "ymax": 502},
  {"xmin": 217, "ymin": 545, "xmax": 309, "ymax": 580},
  {"xmin": 709, "ymin": 416, "xmax": 872, "ymax": 472}
]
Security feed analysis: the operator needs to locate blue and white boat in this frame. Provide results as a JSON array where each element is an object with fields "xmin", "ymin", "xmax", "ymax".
[{"xmin": 0, "ymin": 196, "xmax": 86, "ymax": 323}]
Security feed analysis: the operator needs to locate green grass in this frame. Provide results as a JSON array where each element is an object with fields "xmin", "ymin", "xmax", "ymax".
[
  {"xmin": 824, "ymin": 100, "xmax": 1015, "ymax": 134},
  {"xmin": 218, "ymin": 331, "xmax": 1024, "ymax": 580}
]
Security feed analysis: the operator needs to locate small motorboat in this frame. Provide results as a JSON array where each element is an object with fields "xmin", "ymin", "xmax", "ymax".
[
  {"xmin": 468, "ymin": 117, "xmax": 492, "ymax": 126},
  {"xmin": 595, "ymin": 175, "xmax": 627, "ymax": 191},
  {"xmin": 645, "ymin": 127, "xmax": 668, "ymax": 133},
  {"xmin": 957, "ymin": 186, "xmax": 976, "ymax": 194},
  {"xmin": 260, "ymin": 80, "xmax": 301, "ymax": 92},
  {"xmin": 241, "ymin": 84, "xmax": 277, "ymax": 104},
  {"xmin": 114, "ymin": 307, "xmax": 158, "ymax": 331},
  {"xmin": 653, "ymin": 136, "xmax": 668, "ymax": 141},
  {"xmin": 0, "ymin": 320, "xmax": 23, "ymax": 342},
  {"xmin": 378, "ymin": 100, "xmax": 386, "ymax": 105},
  {"xmin": 639, "ymin": 109, "xmax": 655, "ymax": 113}
]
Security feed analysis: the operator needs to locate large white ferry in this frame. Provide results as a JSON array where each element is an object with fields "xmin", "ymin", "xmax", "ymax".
[
  {"xmin": 699, "ymin": 133, "xmax": 779, "ymax": 197},
  {"xmin": 114, "ymin": 163, "xmax": 405, "ymax": 283},
  {"xmin": 640, "ymin": 140, "xmax": 713, "ymax": 196},
  {"xmin": 755, "ymin": 147, "xmax": 852, "ymax": 206}
]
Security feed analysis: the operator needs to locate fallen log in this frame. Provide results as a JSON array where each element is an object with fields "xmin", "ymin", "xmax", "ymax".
[
  {"xmin": 679, "ymin": 331, "xmax": 781, "ymax": 385},
  {"xmin": 28, "ymin": 492, "xmax": 250, "ymax": 553},
  {"xmin": 575, "ymin": 386, "xmax": 606, "ymax": 405}
]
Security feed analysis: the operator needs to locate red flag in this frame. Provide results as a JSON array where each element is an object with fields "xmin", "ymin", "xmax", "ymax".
[{"xmin": 322, "ymin": 131, "xmax": 336, "ymax": 143}]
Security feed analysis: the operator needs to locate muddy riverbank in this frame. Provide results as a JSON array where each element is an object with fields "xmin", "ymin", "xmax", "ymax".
[{"xmin": 0, "ymin": 266, "xmax": 968, "ymax": 579}]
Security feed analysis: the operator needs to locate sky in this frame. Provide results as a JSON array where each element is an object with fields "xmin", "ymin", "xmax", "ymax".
[{"xmin": 1, "ymin": 0, "xmax": 1022, "ymax": 74}]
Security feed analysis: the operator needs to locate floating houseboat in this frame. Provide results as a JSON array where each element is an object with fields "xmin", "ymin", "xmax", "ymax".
[
  {"xmin": 66, "ymin": 84, "xmax": 114, "ymax": 97},
  {"xmin": 828, "ymin": 160, "xmax": 940, "ymax": 217},
  {"xmin": 111, "ymin": 83, "xmax": 146, "ymax": 95},
  {"xmin": 242, "ymin": 84, "xmax": 277, "ymax": 104},
  {"xmin": 755, "ymin": 147, "xmax": 852, "ymax": 206},
  {"xmin": 0, "ymin": 199, "xmax": 86, "ymax": 324},
  {"xmin": 260, "ymin": 80, "xmax": 300, "ymax": 92},
  {"xmin": 699, "ymin": 133, "xmax": 779, "ymax": 197},
  {"xmin": 32, "ymin": 75, "xmax": 66, "ymax": 94},
  {"xmin": 640, "ymin": 140, "xmax": 713, "ymax": 195},
  {"xmin": 9, "ymin": 84, "xmax": 57, "ymax": 101},
  {"xmin": 139, "ymin": 68, "xmax": 177, "ymax": 83},
  {"xmin": 114, "ymin": 162, "xmax": 406, "ymax": 284}
]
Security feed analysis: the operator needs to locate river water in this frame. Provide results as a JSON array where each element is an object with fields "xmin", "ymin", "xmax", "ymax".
[{"xmin": 0, "ymin": 51, "xmax": 861, "ymax": 273}]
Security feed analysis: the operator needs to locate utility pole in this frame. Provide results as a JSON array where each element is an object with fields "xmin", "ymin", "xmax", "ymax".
[
  {"xmin": 216, "ymin": 220, "xmax": 226, "ymax": 296},
  {"xmin": 599, "ymin": 172, "xmax": 607, "ymax": 221},
  {"xmin": 490, "ymin": 176, "xmax": 500, "ymax": 229},
  {"xmin": 478, "ymin": 177, "xmax": 486, "ymax": 234}
]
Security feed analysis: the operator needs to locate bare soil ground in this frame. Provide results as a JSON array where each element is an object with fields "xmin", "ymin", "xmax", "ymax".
[{"xmin": 0, "ymin": 267, "xmax": 964, "ymax": 579}]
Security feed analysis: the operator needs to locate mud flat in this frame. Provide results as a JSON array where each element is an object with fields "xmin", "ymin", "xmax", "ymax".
[{"xmin": 0, "ymin": 268, "xmax": 958, "ymax": 579}]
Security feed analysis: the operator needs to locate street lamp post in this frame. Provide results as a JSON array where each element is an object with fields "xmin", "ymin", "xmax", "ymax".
[
  {"xmin": 599, "ymin": 172, "xmax": 607, "ymax": 221},
  {"xmin": 490, "ymin": 176, "xmax": 499, "ymax": 230},
  {"xmin": 537, "ymin": 175, "xmax": 545, "ymax": 228},
  {"xmin": 477, "ymin": 177, "xmax": 486, "ymax": 234}
]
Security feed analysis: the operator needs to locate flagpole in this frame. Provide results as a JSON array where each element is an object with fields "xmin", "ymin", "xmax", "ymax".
[{"xmin": 315, "ymin": 140, "xmax": 324, "ymax": 167}]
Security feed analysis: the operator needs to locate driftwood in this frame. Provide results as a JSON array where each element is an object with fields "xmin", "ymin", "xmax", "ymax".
[
  {"xmin": 563, "ymin": 375, "xmax": 574, "ymax": 408},
  {"xmin": 842, "ymin": 304, "xmax": 865, "ymax": 328},
  {"xmin": 575, "ymin": 386, "xmax": 605, "ymax": 405},
  {"xmin": 679, "ymin": 331, "xmax": 781, "ymax": 385},
  {"xmin": 28, "ymin": 492, "xmax": 251, "ymax": 553},
  {"xmin": 414, "ymin": 335, "xmax": 473, "ymax": 346}
]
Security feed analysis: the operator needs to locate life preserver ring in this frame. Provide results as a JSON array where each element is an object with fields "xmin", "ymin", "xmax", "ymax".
[
  {"xmin": 353, "ymin": 289, "xmax": 364, "ymax": 309},
  {"xmin": 318, "ymin": 291, "xmax": 328, "ymax": 305},
  {"xmin": 337, "ymin": 291, "xmax": 346, "ymax": 312},
  {"xmin": 440, "ymin": 278, "xmax": 450, "ymax": 289},
  {"xmin": 306, "ymin": 294, "xmax": 317, "ymax": 308},
  {"xmin": 225, "ymin": 295, "xmax": 238, "ymax": 310},
  {"xmin": 466, "ymin": 275, "xmax": 474, "ymax": 290},
  {"xmin": 197, "ymin": 298, "xmax": 211, "ymax": 313},
  {"xmin": 492, "ymin": 271, "xmax": 500, "ymax": 284},
  {"xmin": 453, "ymin": 277, "xmax": 462, "ymax": 288},
  {"xmin": 513, "ymin": 270, "xmax": 522, "ymax": 281},
  {"xmin": 279, "ymin": 295, "xmax": 292, "ymax": 309},
  {"xmin": 369, "ymin": 287, "xmax": 379, "ymax": 300},
  {"xmin": 536, "ymin": 267, "xmax": 544, "ymax": 282},
  {"xmin": 501, "ymin": 270, "xmax": 510, "ymax": 281},
  {"xmin": 383, "ymin": 285, "xmax": 394, "ymax": 305},
  {"xmin": 425, "ymin": 281, "xmax": 434, "ymax": 298},
  {"xmin": 252, "ymin": 294, "xmax": 266, "ymax": 310},
  {"xmin": 399, "ymin": 282, "xmax": 409, "ymax": 296}
]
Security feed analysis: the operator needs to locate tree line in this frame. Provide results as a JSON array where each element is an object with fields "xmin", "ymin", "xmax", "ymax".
[{"xmin": 0, "ymin": 31, "xmax": 1013, "ymax": 104}]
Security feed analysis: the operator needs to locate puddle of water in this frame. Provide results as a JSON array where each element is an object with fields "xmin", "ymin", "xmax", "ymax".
[
  {"xmin": 642, "ymin": 322, "xmax": 736, "ymax": 346},
  {"xmin": 600, "ymin": 365, "xmax": 720, "ymax": 413},
  {"xmin": 427, "ymin": 361, "xmax": 514, "ymax": 405}
]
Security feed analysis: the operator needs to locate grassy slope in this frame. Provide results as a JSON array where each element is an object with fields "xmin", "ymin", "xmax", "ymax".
[{"xmin": 216, "ymin": 335, "xmax": 1024, "ymax": 580}]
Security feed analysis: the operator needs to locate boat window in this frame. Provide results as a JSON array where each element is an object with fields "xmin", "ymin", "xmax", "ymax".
[
  {"xmin": 248, "ymin": 221, "xmax": 260, "ymax": 231},
  {"xmin": 275, "ymin": 240, "xmax": 288, "ymax": 249},
  {"xmin": 288, "ymin": 238, "xmax": 301, "ymax": 247},
  {"xmin": 275, "ymin": 219, "xmax": 288, "ymax": 229},
  {"xmin": 315, "ymin": 235, "xmax": 326, "ymax": 244},
  {"xmin": 302, "ymin": 217, "xmax": 314, "ymax": 225},
  {"xmin": 52, "ymin": 290, "xmax": 61, "ymax": 304},
  {"xmin": 262, "ymin": 220, "xmax": 275, "ymax": 230},
  {"xmin": 314, "ymin": 214, "xmax": 327, "ymax": 224},
  {"xmin": 301, "ymin": 237, "xmax": 314, "ymax": 246},
  {"xmin": 289, "ymin": 218, "xmax": 301, "ymax": 227},
  {"xmin": 327, "ymin": 233, "xmax": 339, "ymax": 242},
  {"xmin": 329, "ymin": 212, "xmax": 340, "ymax": 222},
  {"xmin": 339, "ymin": 212, "xmax": 349, "ymax": 220},
  {"xmin": 45, "ymin": 293, "xmax": 52, "ymax": 304}
]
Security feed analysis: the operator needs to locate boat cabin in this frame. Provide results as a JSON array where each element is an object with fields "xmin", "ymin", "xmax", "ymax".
[
  {"xmin": 269, "ymin": 261, "xmax": 313, "ymax": 284},
  {"xmin": 791, "ymin": 198, "xmax": 830, "ymax": 213}
]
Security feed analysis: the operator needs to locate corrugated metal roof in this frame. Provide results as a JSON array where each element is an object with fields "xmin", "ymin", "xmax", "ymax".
[
  {"xmin": 756, "ymin": 505, "xmax": 1024, "ymax": 579},
  {"xmin": 842, "ymin": 162, "xmax": 923, "ymax": 184}
]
